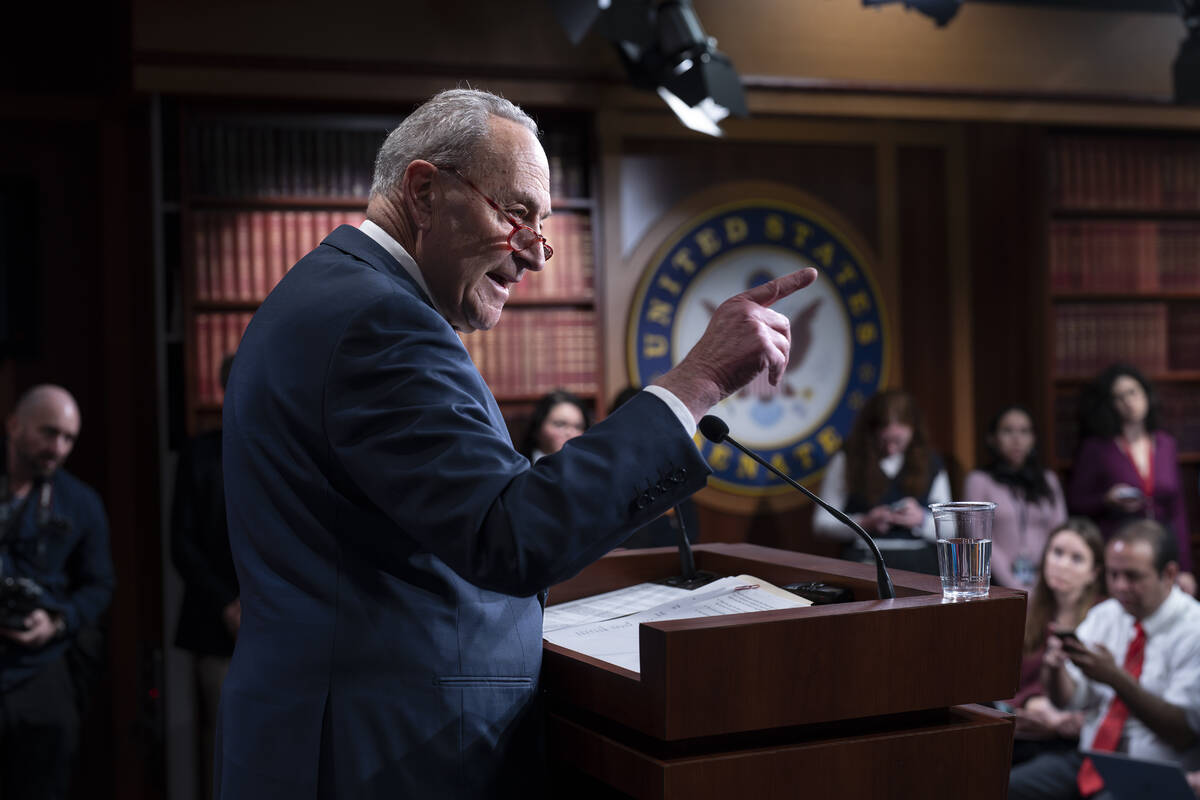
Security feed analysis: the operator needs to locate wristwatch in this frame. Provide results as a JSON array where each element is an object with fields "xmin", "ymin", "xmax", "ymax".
[{"xmin": 52, "ymin": 615, "xmax": 66, "ymax": 637}]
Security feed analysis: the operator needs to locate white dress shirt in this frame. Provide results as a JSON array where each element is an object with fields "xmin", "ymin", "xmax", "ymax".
[
  {"xmin": 1066, "ymin": 587, "xmax": 1200, "ymax": 769},
  {"xmin": 811, "ymin": 450, "xmax": 951, "ymax": 545}
]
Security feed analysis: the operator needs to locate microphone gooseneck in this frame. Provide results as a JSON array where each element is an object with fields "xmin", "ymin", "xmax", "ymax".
[{"xmin": 698, "ymin": 415, "xmax": 895, "ymax": 600}]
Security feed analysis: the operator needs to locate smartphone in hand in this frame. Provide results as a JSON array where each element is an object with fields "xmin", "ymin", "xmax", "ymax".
[{"xmin": 1053, "ymin": 629, "xmax": 1084, "ymax": 649}]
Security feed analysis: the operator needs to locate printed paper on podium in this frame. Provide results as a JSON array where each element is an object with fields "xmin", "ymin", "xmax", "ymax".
[{"xmin": 542, "ymin": 574, "xmax": 812, "ymax": 673}]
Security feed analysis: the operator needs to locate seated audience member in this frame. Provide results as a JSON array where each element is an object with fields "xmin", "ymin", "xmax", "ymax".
[
  {"xmin": 1009, "ymin": 518, "xmax": 1200, "ymax": 800},
  {"xmin": 965, "ymin": 405, "xmax": 1067, "ymax": 591},
  {"xmin": 517, "ymin": 389, "xmax": 591, "ymax": 464},
  {"xmin": 1006, "ymin": 518, "xmax": 1105, "ymax": 765},
  {"xmin": 813, "ymin": 388, "xmax": 950, "ymax": 574},
  {"xmin": 608, "ymin": 387, "xmax": 699, "ymax": 549},
  {"xmin": 1067, "ymin": 363, "xmax": 1195, "ymax": 595}
]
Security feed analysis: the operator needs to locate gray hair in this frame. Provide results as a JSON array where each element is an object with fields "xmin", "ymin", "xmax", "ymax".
[{"xmin": 370, "ymin": 89, "xmax": 539, "ymax": 198}]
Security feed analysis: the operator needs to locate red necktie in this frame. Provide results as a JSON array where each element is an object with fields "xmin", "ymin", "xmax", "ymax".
[{"xmin": 1077, "ymin": 621, "xmax": 1146, "ymax": 796}]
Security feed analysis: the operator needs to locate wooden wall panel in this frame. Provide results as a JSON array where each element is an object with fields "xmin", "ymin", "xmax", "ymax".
[
  {"xmin": 965, "ymin": 124, "xmax": 1049, "ymax": 466},
  {"xmin": 897, "ymin": 146, "xmax": 956, "ymax": 483}
]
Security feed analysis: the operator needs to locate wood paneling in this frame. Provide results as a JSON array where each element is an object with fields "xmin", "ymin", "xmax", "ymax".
[
  {"xmin": 966, "ymin": 124, "xmax": 1050, "ymax": 462},
  {"xmin": 897, "ymin": 146, "xmax": 957, "ymax": 481}
]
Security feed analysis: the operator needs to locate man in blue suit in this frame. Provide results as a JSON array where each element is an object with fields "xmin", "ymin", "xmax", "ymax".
[{"xmin": 216, "ymin": 88, "xmax": 815, "ymax": 799}]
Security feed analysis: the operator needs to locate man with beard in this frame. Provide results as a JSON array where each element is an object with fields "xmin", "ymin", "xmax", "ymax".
[{"xmin": 0, "ymin": 385, "xmax": 115, "ymax": 800}]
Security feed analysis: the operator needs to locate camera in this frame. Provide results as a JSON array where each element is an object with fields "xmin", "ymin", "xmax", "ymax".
[{"xmin": 0, "ymin": 576, "xmax": 45, "ymax": 630}]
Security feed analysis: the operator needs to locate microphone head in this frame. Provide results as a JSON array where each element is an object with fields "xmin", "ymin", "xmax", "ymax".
[{"xmin": 698, "ymin": 415, "xmax": 729, "ymax": 443}]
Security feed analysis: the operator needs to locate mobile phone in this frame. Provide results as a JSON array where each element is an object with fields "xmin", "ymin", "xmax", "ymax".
[
  {"xmin": 889, "ymin": 499, "xmax": 908, "ymax": 512},
  {"xmin": 1112, "ymin": 486, "xmax": 1143, "ymax": 501},
  {"xmin": 1054, "ymin": 629, "xmax": 1082, "ymax": 647}
]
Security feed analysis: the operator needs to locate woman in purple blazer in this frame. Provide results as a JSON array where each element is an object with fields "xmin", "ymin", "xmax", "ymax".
[{"xmin": 1067, "ymin": 364, "xmax": 1195, "ymax": 593}]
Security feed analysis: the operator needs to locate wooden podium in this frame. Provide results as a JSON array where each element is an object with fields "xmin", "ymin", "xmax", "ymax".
[{"xmin": 542, "ymin": 543, "xmax": 1026, "ymax": 799}]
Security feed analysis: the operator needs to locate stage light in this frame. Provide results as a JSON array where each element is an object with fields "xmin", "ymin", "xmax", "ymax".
[
  {"xmin": 549, "ymin": 0, "xmax": 748, "ymax": 136},
  {"xmin": 861, "ymin": 0, "xmax": 963, "ymax": 27}
]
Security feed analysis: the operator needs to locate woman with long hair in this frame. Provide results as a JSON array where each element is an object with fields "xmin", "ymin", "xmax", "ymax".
[
  {"xmin": 518, "ymin": 389, "xmax": 591, "ymax": 464},
  {"xmin": 1007, "ymin": 518, "xmax": 1105, "ymax": 763},
  {"xmin": 1067, "ymin": 363, "xmax": 1194, "ymax": 594},
  {"xmin": 964, "ymin": 405, "xmax": 1067, "ymax": 591},
  {"xmin": 813, "ymin": 388, "xmax": 950, "ymax": 574}
]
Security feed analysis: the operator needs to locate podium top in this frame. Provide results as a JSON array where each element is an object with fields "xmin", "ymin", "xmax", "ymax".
[{"xmin": 542, "ymin": 543, "xmax": 1026, "ymax": 741}]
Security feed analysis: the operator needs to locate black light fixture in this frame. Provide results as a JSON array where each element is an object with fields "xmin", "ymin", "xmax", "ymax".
[
  {"xmin": 861, "ymin": 0, "xmax": 963, "ymax": 26},
  {"xmin": 549, "ymin": 0, "xmax": 748, "ymax": 136}
]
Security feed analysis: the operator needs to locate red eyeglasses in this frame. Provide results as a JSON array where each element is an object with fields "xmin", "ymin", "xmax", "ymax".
[{"xmin": 446, "ymin": 169, "xmax": 553, "ymax": 261}]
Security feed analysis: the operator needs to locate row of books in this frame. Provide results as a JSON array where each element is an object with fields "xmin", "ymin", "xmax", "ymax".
[
  {"xmin": 187, "ymin": 123, "xmax": 387, "ymax": 199},
  {"xmin": 193, "ymin": 312, "xmax": 253, "ymax": 404},
  {"xmin": 544, "ymin": 128, "xmax": 589, "ymax": 199},
  {"xmin": 192, "ymin": 209, "xmax": 595, "ymax": 304},
  {"xmin": 1054, "ymin": 303, "xmax": 1169, "ymax": 377},
  {"xmin": 191, "ymin": 307, "xmax": 599, "ymax": 406},
  {"xmin": 508, "ymin": 211, "xmax": 594, "ymax": 300},
  {"xmin": 459, "ymin": 309, "xmax": 597, "ymax": 397},
  {"xmin": 1169, "ymin": 307, "xmax": 1200, "ymax": 372},
  {"xmin": 1054, "ymin": 385, "xmax": 1200, "ymax": 461},
  {"xmin": 1051, "ymin": 135, "xmax": 1200, "ymax": 211},
  {"xmin": 1050, "ymin": 221, "xmax": 1200, "ymax": 292},
  {"xmin": 192, "ymin": 209, "xmax": 365, "ymax": 303},
  {"xmin": 186, "ymin": 119, "xmax": 593, "ymax": 201}
]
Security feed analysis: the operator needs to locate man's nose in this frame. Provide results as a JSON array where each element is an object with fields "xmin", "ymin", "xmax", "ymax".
[{"xmin": 515, "ymin": 246, "xmax": 546, "ymax": 272}]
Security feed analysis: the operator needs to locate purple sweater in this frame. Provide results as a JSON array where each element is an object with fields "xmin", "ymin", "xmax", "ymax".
[{"xmin": 1066, "ymin": 433, "xmax": 1192, "ymax": 572}]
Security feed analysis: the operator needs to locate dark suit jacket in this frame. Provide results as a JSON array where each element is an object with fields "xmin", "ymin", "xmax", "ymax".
[
  {"xmin": 215, "ymin": 226, "xmax": 710, "ymax": 799},
  {"xmin": 171, "ymin": 428, "xmax": 238, "ymax": 656}
]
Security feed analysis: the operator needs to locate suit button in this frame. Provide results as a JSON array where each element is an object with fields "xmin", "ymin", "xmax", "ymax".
[
  {"xmin": 655, "ymin": 481, "xmax": 667, "ymax": 494},
  {"xmin": 641, "ymin": 491, "xmax": 654, "ymax": 505},
  {"xmin": 633, "ymin": 496, "xmax": 648, "ymax": 511},
  {"xmin": 672, "ymin": 467, "xmax": 687, "ymax": 482}
]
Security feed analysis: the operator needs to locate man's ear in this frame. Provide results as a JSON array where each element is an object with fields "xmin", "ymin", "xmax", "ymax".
[
  {"xmin": 1164, "ymin": 561, "xmax": 1180, "ymax": 584},
  {"xmin": 400, "ymin": 160, "xmax": 439, "ymax": 232}
]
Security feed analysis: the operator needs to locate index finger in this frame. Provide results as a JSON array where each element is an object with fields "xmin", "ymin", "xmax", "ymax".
[{"xmin": 741, "ymin": 268, "xmax": 818, "ymax": 307}]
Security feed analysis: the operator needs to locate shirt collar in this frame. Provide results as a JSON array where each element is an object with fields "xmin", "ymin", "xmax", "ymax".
[
  {"xmin": 358, "ymin": 219, "xmax": 441, "ymax": 315},
  {"xmin": 1140, "ymin": 585, "xmax": 1189, "ymax": 638}
]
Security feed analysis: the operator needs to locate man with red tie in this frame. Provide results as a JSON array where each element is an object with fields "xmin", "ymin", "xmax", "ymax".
[{"xmin": 1009, "ymin": 518, "xmax": 1200, "ymax": 799}]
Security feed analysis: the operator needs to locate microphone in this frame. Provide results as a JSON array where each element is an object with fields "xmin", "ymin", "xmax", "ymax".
[
  {"xmin": 698, "ymin": 415, "xmax": 895, "ymax": 600},
  {"xmin": 660, "ymin": 504, "xmax": 721, "ymax": 590}
]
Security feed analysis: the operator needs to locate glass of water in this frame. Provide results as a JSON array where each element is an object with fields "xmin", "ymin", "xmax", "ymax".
[{"xmin": 930, "ymin": 501, "xmax": 995, "ymax": 601}]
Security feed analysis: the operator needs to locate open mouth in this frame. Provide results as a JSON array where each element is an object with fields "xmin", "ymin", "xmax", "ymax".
[{"xmin": 487, "ymin": 271, "xmax": 516, "ymax": 292}]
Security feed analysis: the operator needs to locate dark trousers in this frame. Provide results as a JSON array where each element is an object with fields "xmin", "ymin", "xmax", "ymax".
[
  {"xmin": 1008, "ymin": 749, "xmax": 1115, "ymax": 800},
  {"xmin": 0, "ymin": 657, "xmax": 80, "ymax": 800}
]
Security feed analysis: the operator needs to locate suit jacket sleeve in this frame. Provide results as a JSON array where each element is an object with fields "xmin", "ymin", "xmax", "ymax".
[{"xmin": 323, "ymin": 291, "xmax": 711, "ymax": 597}]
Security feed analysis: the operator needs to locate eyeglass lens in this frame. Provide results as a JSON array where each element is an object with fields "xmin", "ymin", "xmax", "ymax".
[{"xmin": 511, "ymin": 227, "xmax": 553, "ymax": 260}]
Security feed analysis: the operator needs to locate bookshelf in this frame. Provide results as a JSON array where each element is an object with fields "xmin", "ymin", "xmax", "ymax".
[
  {"xmin": 1047, "ymin": 133, "xmax": 1200, "ymax": 470},
  {"xmin": 171, "ymin": 107, "xmax": 601, "ymax": 437}
]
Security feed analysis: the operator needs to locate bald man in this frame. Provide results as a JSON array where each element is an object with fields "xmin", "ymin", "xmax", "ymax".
[{"xmin": 0, "ymin": 385, "xmax": 115, "ymax": 800}]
